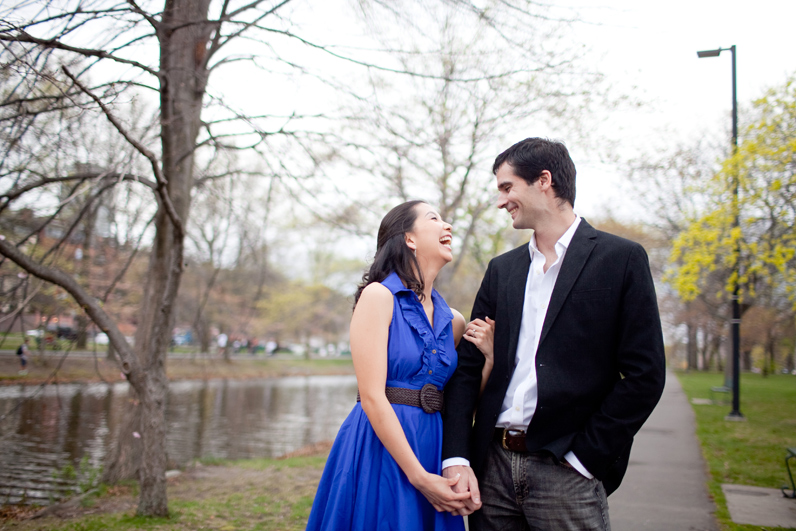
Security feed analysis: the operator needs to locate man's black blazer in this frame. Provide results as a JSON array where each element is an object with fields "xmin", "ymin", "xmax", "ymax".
[{"xmin": 442, "ymin": 219, "xmax": 666, "ymax": 495}]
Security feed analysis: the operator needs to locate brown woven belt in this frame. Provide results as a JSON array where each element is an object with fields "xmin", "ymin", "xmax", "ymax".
[
  {"xmin": 494, "ymin": 428, "xmax": 529, "ymax": 453},
  {"xmin": 357, "ymin": 383, "xmax": 444, "ymax": 414}
]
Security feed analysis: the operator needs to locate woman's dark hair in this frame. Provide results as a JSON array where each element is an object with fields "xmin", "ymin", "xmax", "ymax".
[{"xmin": 353, "ymin": 200, "xmax": 425, "ymax": 308}]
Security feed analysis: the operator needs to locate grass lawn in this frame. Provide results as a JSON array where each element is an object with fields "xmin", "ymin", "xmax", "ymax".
[
  {"xmin": 675, "ymin": 370, "xmax": 796, "ymax": 531},
  {"xmin": 1, "ymin": 455, "xmax": 328, "ymax": 531},
  {"xmin": 0, "ymin": 354, "xmax": 353, "ymax": 385}
]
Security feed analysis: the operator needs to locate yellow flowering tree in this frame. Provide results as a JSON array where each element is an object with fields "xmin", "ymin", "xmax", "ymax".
[{"xmin": 668, "ymin": 76, "xmax": 796, "ymax": 312}]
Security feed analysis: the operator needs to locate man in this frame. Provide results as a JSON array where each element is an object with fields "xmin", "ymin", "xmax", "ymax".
[{"xmin": 442, "ymin": 138, "xmax": 666, "ymax": 530}]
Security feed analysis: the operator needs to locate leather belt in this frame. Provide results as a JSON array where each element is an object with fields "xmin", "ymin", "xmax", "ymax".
[
  {"xmin": 357, "ymin": 383, "xmax": 443, "ymax": 414},
  {"xmin": 495, "ymin": 428, "xmax": 529, "ymax": 453}
]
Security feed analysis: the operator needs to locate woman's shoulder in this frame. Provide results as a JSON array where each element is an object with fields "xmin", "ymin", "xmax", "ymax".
[
  {"xmin": 358, "ymin": 281, "xmax": 394, "ymax": 304},
  {"xmin": 450, "ymin": 308, "xmax": 466, "ymax": 327},
  {"xmin": 353, "ymin": 282, "xmax": 394, "ymax": 324},
  {"xmin": 450, "ymin": 308, "xmax": 466, "ymax": 342}
]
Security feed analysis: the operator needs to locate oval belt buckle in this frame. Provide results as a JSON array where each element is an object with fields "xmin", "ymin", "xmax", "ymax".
[{"xmin": 419, "ymin": 383, "xmax": 438, "ymax": 413}]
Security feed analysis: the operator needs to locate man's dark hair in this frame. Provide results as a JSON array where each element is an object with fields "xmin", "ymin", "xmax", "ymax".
[{"xmin": 492, "ymin": 137, "xmax": 576, "ymax": 207}]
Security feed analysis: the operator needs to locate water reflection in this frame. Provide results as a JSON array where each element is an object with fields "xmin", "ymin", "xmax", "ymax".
[{"xmin": 0, "ymin": 375, "xmax": 358, "ymax": 505}]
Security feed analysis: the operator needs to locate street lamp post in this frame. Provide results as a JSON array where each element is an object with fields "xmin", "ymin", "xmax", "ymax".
[{"xmin": 696, "ymin": 45, "xmax": 744, "ymax": 420}]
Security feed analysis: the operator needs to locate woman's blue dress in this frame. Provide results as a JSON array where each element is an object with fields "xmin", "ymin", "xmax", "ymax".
[{"xmin": 306, "ymin": 272, "xmax": 465, "ymax": 530}]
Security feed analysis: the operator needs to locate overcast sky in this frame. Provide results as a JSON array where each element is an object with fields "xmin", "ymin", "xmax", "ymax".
[
  {"xmin": 206, "ymin": 0, "xmax": 796, "ymax": 276},
  {"xmin": 563, "ymin": 0, "xmax": 796, "ymax": 218}
]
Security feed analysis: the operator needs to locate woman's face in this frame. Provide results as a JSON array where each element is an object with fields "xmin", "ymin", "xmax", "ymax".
[{"xmin": 405, "ymin": 203, "xmax": 453, "ymax": 265}]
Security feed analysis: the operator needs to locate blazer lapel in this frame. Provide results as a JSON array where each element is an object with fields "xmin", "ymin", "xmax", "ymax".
[
  {"xmin": 539, "ymin": 220, "xmax": 597, "ymax": 346},
  {"xmin": 506, "ymin": 247, "xmax": 531, "ymax": 363}
]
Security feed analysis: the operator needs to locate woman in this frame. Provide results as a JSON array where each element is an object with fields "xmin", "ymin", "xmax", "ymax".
[{"xmin": 306, "ymin": 201, "xmax": 494, "ymax": 530}]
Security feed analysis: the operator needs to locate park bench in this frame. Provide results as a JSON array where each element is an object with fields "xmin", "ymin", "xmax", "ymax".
[
  {"xmin": 783, "ymin": 447, "xmax": 796, "ymax": 498},
  {"xmin": 709, "ymin": 385, "xmax": 731, "ymax": 405}
]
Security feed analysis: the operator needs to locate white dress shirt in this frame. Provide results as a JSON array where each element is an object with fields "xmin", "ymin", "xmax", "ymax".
[{"xmin": 443, "ymin": 215, "xmax": 593, "ymax": 479}]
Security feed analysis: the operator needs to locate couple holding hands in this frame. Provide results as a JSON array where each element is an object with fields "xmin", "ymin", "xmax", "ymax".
[{"xmin": 307, "ymin": 138, "xmax": 666, "ymax": 531}]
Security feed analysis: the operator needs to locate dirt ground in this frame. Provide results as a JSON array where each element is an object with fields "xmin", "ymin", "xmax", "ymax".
[
  {"xmin": 0, "ymin": 442, "xmax": 333, "ymax": 530},
  {"xmin": 0, "ymin": 355, "xmax": 349, "ymax": 529}
]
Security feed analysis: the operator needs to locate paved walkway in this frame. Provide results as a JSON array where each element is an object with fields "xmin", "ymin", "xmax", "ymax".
[{"xmin": 610, "ymin": 369, "xmax": 719, "ymax": 531}]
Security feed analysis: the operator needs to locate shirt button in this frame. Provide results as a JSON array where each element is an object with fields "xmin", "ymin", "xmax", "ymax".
[
  {"xmin": 514, "ymin": 406, "xmax": 520, "ymax": 411},
  {"xmin": 428, "ymin": 370, "xmax": 433, "ymax": 374},
  {"xmin": 432, "ymin": 349, "xmax": 436, "ymax": 354}
]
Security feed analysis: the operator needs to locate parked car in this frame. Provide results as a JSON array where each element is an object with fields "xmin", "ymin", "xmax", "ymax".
[
  {"xmin": 57, "ymin": 326, "xmax": 78, "ymax": 341},
  {"xmin": 94, "ymin": 333, "xmax": 109, "ymax": 345}
]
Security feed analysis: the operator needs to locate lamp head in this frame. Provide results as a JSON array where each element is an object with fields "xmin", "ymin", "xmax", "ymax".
[{"xmin": 697, "ymin": 49, "xmax": 722, "ymax": 58}]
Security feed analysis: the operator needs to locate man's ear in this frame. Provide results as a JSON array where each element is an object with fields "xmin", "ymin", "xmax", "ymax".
[{"xmin": 538, "ymin": 170, "xmax": 553, "ymax": 191}]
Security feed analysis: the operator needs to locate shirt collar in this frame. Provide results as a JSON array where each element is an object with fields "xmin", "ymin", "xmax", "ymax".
[{"xmin": 528, "ymin": 215, "xmax": 582, "ymax": 257}]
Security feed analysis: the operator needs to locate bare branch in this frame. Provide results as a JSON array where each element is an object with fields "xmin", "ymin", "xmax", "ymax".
[
  {"xmin": 125, "ymin": 0, "xmax": 161, "ymax": 31},
  {"xmin": 0, "ymin": 172, "xmax": 155, "ymax": 211},
  {"xmin": 207, "ymin": 0, "xmax": 293, "ymax": 61},
  {"xmin": 62, "ymin": 67, "xmax": 185, "ymax": 239},
  {"xmin": 0, "ymin": 237, "xmax": 139, "ymax": 375},
  {"xmin": 103, "ymin": 213, "xmax": 156, "ymax": 303},
  {"xmin": 250, "ymin": 26, "xmax": 542, "ymax": 82},
  {"xmin": 0, "ymin": 31, "xmax": 161, "ymax": 78}
]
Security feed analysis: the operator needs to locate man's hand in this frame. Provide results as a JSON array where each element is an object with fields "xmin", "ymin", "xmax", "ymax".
[{"xmin": 442, "ymin": 465, "xmax": 481, "ymax": 515}]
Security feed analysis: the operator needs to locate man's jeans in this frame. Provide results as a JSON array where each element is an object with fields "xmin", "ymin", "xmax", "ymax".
[{"xmin": 470, "ymin": 440, "xmax": 611, "ymax": 531}]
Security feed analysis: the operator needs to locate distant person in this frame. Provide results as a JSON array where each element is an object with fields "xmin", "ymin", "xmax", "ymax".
[
  {"xmin": 306, "ymin": 201, "xmax": 494, "ymax": 530},
  {"xmin": 216, "ymin": 333, "xmax": 228, "ymax": 356},
  {"xmin": 441, "ymin": 137, "xmax": 666, "ymax": 530},
  {"xmin": 266, "ymin": 340, "xmax": 277, "ymax": 355},
  {"xmin": 16, "ymin": 338, "xmax": 30, "ymax": 375}
]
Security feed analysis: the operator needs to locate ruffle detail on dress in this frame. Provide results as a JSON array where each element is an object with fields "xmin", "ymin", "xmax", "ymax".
[{"xmin": 397, "ymin": 291, "xmax": 453, "ymax": 388}]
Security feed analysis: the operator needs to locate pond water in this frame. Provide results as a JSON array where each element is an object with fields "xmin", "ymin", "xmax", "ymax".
[{"xmin": 0, "ymin": 375, "xmax": 358, "ymax": 505}]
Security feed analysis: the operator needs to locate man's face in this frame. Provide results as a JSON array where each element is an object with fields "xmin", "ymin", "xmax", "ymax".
[{"xmin": 495, "ymin": 163, "xmax": 544, "ymax": 230}]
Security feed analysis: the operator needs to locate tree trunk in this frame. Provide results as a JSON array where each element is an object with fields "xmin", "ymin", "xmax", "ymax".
[
  {"xmin": 199, "ymin": 320, "xmax": 210, "ymax": 356},
  {"xmin": 686, "ymin": 321, "xmax": 698, "ymax": 370},
  {"xmin": 76, "ymin": 202, "xmax": 97, "ymax": 350},
  {"xmin": 742, "ymin": 349, "xmax": 752, "ymax": 372},
  {"xmin": 101, "ymin": 0, "xmax": 212, "ymax": 517},
  {"xmin": 723, "ymin": 327, "xmax": 733, "ymax": 388}
]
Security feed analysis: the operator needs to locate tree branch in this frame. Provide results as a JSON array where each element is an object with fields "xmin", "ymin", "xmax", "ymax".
[
  {"xmin": 0, "ymin": 31, "xmax": 161, "ymax": 78},
  {"xmin": 62, "ymin": 67, "xmax": 185, "ymax": 239},
  {"xmin": 0, "ymin": 237, "xmax": 139, "ymax": 376}
]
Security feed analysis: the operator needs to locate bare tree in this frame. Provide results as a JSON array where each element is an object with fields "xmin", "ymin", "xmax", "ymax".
[
  {"xmin": 0, "ymin": 0, "xmax": 618, "ymax": 516},
  {"xmin": 318, "ymin": 1, "xmax": 610, "ymax": 310},
  {"xmin": 0, "ymin": 0, "xmax": 309, "ymax": 516}
]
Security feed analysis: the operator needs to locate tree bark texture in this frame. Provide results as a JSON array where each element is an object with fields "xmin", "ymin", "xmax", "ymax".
[
  {"xmin": 686, "ymin": 321, "xmax": 698, "ymax": 370},
  {"xmin": 102, "ymin": 0, "xmax": 212, "ymax": 517}
]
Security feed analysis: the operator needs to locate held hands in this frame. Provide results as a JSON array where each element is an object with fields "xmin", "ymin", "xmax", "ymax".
[
  {"xmin": 442, "ymin": 465, "xmax": 481, "ymax": 515},
  {"xmin": 411, "ymin": 471, "xmax": 473, "ymax": 513},
  {"xmin": 463, "ymin": 317, "xmax": 495, "ymax": 364}
]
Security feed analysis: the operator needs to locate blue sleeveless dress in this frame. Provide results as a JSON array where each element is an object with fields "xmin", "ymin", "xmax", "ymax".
[{"xmin": 306, "ymin": 272, "xmax": 465, "ymax": 530}]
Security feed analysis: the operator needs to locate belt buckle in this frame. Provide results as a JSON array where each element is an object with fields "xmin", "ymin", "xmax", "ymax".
[
  {"xmin": 419, "ymin": 383, "xmax": 438, "ymax": 414},
  {"xmin": 501, "ymin": 429, "xmax": 525, "ymax": 451}
]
